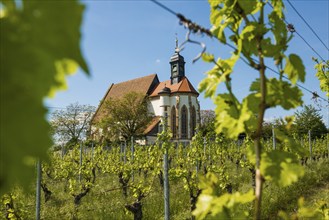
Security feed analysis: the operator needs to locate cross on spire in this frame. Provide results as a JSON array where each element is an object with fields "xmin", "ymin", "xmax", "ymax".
[{"xmin": 175, "ymin": 34, "xmax": 179, "ymax": 53}]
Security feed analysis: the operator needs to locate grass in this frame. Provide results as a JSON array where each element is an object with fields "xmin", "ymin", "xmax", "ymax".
[
  {"xmin": 304, "ymin": 182, "xmax": 329, "ymax": 209},
  {"xmin": 1, "ymin": 158, "xmax": 329, "ymax": 219},
  {"xmin": 261, "ymin": 159, "xmax": 329, "ymax": 219}
]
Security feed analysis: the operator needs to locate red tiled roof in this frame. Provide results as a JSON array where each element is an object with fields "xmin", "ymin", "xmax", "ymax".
[
  {"xmin": 104, "ymin": 74, "xmax": 158, "ymax": 100},
  {"xmin": 92, "ymin": 74, "xmax": 159, "ymax": 123},
  {"xmin": 143, "ymin": 116, "xmax": 161, "ymax": 135},
  {"xmin": 149, "ymin": 77, "xmax": 199, "ymax": 97}
]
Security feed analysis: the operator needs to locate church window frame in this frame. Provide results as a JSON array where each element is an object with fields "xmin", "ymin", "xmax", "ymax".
[
  {"xmin": 181, "ymin": 105, "xmax": 188, "ymax": 139},
  {"xmin": 171, "ymin": 106, "xmax": 177, "ymax": 138},
  {"xmin": 191, "ymin": 106, "xmax": 196, "ymax": 137}
]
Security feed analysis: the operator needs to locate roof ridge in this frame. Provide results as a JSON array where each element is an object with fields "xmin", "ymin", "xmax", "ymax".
[
  {"xmin": 91, "ymin": 83, "xmax": 113, "ymax": 124},
  {"xmin": 114, "ymin": 73, "xmax": 157, "ymax": 85}
]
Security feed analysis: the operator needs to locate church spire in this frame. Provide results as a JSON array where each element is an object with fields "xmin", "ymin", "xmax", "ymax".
[{"xmin": 170, "ymin": 36, "xmax": 185, "ymax": 84}]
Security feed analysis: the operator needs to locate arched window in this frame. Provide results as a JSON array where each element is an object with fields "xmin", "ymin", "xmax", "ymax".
[
  {"xmin": 181, "ymin": 105, "xmax": 188, "ymax": 139},
  {"xmin": 191, "ymin": 106, "xmax": 196, "ymax": 137},
  {"xmin": 171, "ymin": 106, "xmax": 176, "ymax": 138}
]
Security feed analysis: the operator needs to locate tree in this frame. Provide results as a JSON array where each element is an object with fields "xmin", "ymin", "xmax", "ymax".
[
  {"xmin": 293, "ymin": 105, "xmax": 328, "ymax": 138},
  {"xmin": 1, "ymin": 0, "xmax": 88, "ymax": 195},
  {"xmin": 262, "ymin": 121, "xmax": 274, "ymax": 140},
  {"xmin": 97, "ymin": 92, "xmax": 153, "ymax": 142},
  {"xmin": 199, "ymin": 110, "xmax": 216, "ymax": 136},
  {"xmin": 262, "ymin": 118, "xmax": 291, "ymax": 139},
  {"xmin": 50, "ymin": 103, "xmax": 96, "ymax": 149}
]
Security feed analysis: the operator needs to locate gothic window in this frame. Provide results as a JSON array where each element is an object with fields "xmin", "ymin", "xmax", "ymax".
[
  {"xmin": 171, "ymin": 106, "xmax": 176, "ymax": 138},
  {"xmin": 181, "ymin": 105, "xmax": 188, "ymax": 139},
  {"xmin": 191, "ymin": 106, "xmax": 196, "ymax": 137}
]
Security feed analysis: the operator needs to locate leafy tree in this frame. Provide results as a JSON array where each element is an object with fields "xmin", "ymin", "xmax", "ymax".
[
  {"xmin": 262, "ymin": 118, "xmax": 291, "ymax": 139},
  {"xmin": 0, "ymin": 0, "xmax": 88, "ymax": 195},
  {"xmin": 293, "ymin": 105, "xmax": 328, "ymax": 138},
  {"xmin": 97, "ymin": 92, "xmax": 153, "ymax": 142},
  {"xmin": 199, "ymin": 110, "xmax": 216, "ymax": 136},
  {"xmin": 262, "ymin": 121, "xmax": 274, "ymax": 140},
  {"xmin": 50, "ymin": 103, "xmax": 96, "ymax": 149}
]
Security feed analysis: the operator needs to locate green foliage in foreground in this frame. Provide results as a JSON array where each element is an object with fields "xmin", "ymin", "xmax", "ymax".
[
  {"xmin": 313, "ymin": 58, "xmax": 329, "ymax": 98},
  {"xmin": 1, "ymin": 136, "xmax": 328, "ymax": 219},
  {"xmin": 0, "ymin": 0, "xmax": 88, "ymax": 196}
]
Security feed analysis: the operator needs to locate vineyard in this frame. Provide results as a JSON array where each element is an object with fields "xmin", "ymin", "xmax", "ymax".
[
  {"xmin": 2, "ymin": 0, "xmax": 329, "ymax": 219},
  {"xmin": 2, "ymin": 130, "xmax": 328, "ymax": 219}
]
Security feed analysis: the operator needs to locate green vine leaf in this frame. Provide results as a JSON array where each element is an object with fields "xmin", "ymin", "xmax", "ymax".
[
  {"xmin": 237, "ymin": 0, "xmax": 259, "ymax": 15},
  {"xmin": 193, "ymin": 172, "xmax": 254, "ymax": 219},
  {"xmin": 0, "ymin": 0, "xmax": 88, "ymax": 195},
  {"xmin": 208, "ymin": 0, "xmax": 221, "ymax": 8},
  {"xmin": 275, "ymin": 129, "xmax": 307, "ymax": 156},
  {"xmin": 270, "ymin": 0, "xmax": 285, "ymax": 18},
  {"xmin": 313, "ymin": 58, "xmax": 329, "ymax": 97},
  {"xmin": 250, "ymin": 78, "xmax": 303, "ymax": 109},
  {"xmin": 268, "ymin": 11, "xmax": 289, "ymax": 62},
  {"xmin": 214, "ymin": 94, "xmax": 254, "ymax": 139},
  {"xmin": 284, "ymin": 54, "xmax": 306, "ymax": 84},
  {"xmin": 260, "ymin": 150, "xmax": 305, "ymax": 187},
  {"xmin": 201, "ymin": 53, "xmax": 215, "ymax": 63}
]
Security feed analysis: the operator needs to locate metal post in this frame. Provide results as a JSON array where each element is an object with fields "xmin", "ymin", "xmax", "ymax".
[
  {"xmin": 164, "ymin": 146, "xmax": 170, "ymax": 220},
  {"xmin": 36, "ymin": 159, "xmax": 41, "ymax": 220},
  {"xmin": 79, "ymin": 143, "xmax": 83, "ymax": 182},
  {"xmin": 61, "ymin": 144, "xmax": 64, "ymax": 159},
  {"xmin": 203, "ymin": 137, "xmax": 206, "ymax": 159},
  {"xmin": 176, "ymin": 142, "xmax": 178, "ymax": 159},
  {"xmin": 327, "ymin": 133, "xmax": 329, "ymax": 159},
  {"xmin": 208, "ymin": 139, "xmax": 210, "ymax": 162},
  {"xmin": 131, "ymin": 136, "xmax": 134, "ymax": 181},
  {"xmin": 124, "ymin": 141, "xmax": 127, "ymax": 164},
  {"xmin": 131, "ymin": 136, "xmax": 134, "ymax": 161},
  {"xmin": 163, "ymin": 112, "xmax": 170, "ymax": 220},
  {"xmin": 272, "ymin": 127, "xmax": 276, "ymax": 150},
  {"xmin": 309, "ymin": 130, "xmax": 312, "ymax": 161},
  {"xmin": 91, "ymin": 142, "xmax": 94, "ymax": 160},
  {"xmin": 120, "ymin": 142, "xmax": 123, "ymax": 162}
]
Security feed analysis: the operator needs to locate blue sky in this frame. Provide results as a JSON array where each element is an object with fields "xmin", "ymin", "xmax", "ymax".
[{"xmin": 46, "ymin": 0, "xmax": 329, "ymax": 126}]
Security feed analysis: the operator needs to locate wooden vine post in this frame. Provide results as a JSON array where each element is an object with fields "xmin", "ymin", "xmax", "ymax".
[{"xmin": 163, "ymin": 113, "xmax": 170, "ymax": 220}]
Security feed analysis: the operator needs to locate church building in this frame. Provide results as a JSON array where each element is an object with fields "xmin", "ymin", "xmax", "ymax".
[{"xmin": 92, "ymin": 44, "xmax": 200, "ymax": 144}]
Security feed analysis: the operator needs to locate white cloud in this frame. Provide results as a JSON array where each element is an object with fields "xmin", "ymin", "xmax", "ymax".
[{"xmin": 155, "ymin": 59, "xmax": 161, "ymax": 63}]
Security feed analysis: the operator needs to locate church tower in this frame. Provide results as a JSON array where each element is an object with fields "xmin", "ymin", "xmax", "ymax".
[
  {"xmin": 93, "ymin": 38, "xmax": 201, "ymax": 145},
  {"xmin": 170, "ymin": 39, "xmax": 185, "ymax": 84}
]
